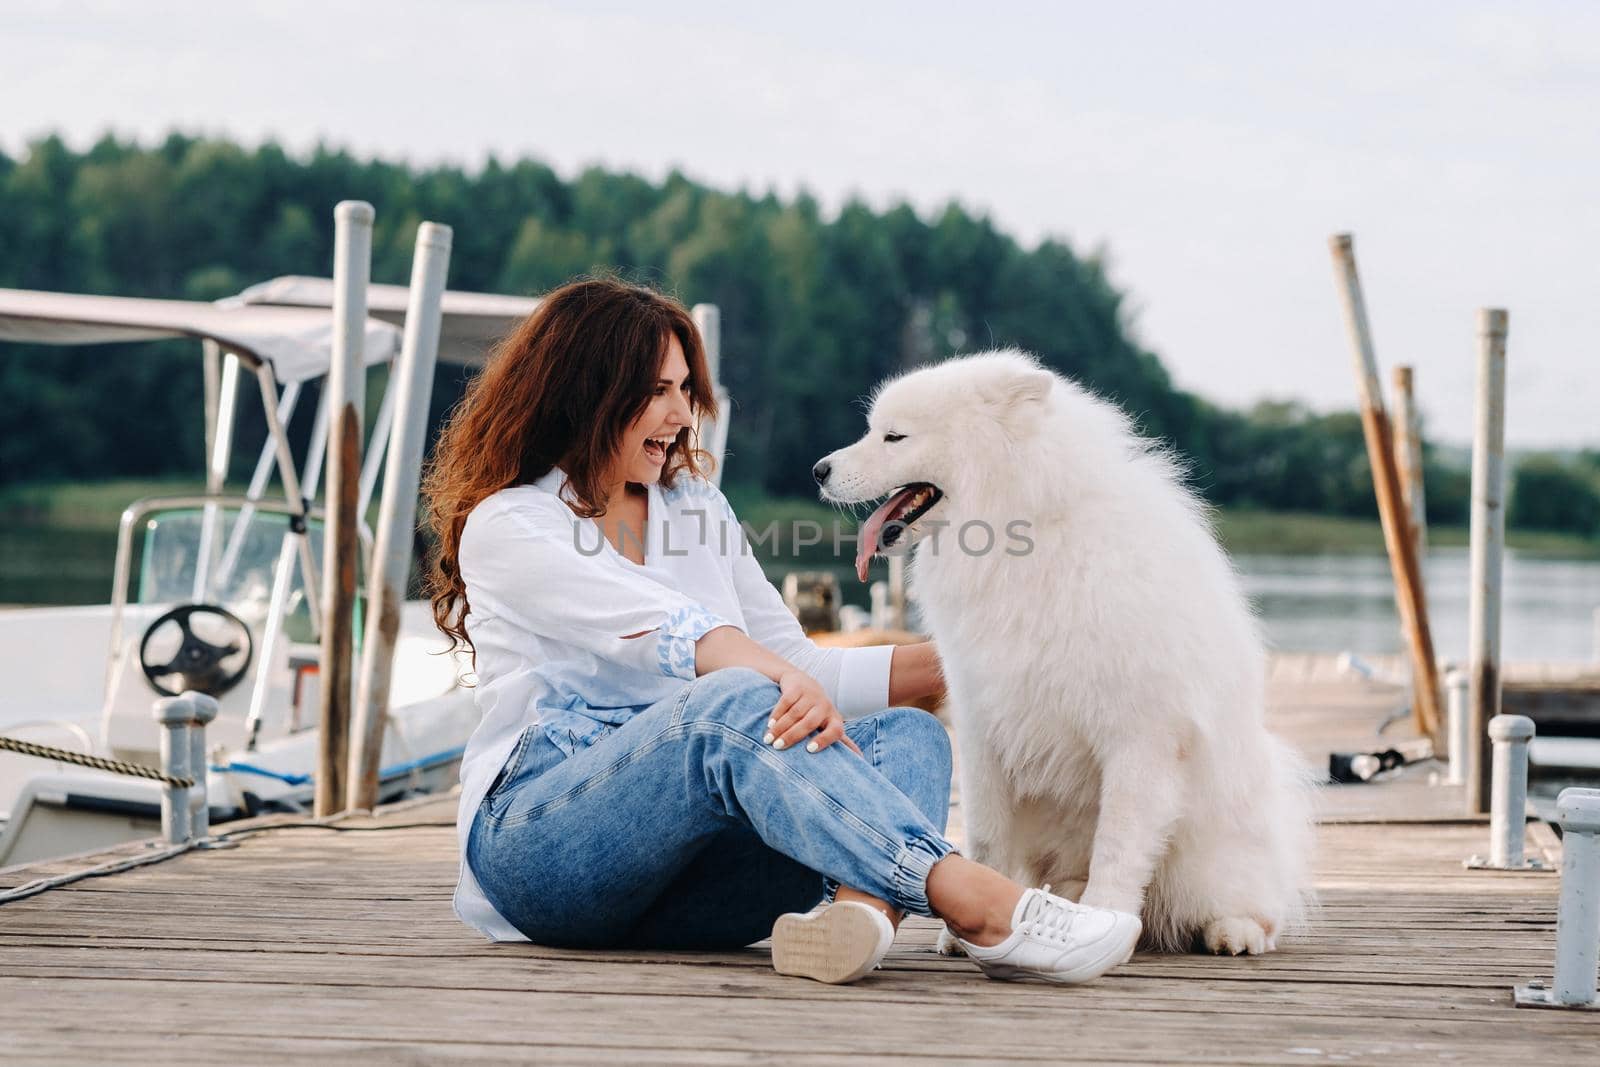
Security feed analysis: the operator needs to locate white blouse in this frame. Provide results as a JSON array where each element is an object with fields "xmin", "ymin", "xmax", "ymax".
[{"xmin": 452, "ymin": 466, "xmax": 896, "ymax": 940}]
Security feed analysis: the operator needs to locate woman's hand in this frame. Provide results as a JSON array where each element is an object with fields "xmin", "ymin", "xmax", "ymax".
[{"xmin": 767, "ymin": 671, "xmax": 862, "ymax": 756}]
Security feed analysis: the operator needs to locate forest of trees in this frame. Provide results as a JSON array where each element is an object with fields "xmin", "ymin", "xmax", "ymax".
[{"xmin": 1, "ymin": 134, "xmax": 1594, "ymax": 535}]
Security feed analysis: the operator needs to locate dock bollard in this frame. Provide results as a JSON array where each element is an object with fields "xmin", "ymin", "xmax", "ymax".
[
  {"xmin": 153, "ymin": 696, "xmax": 195, "ymax": 844},
  {"xmin": 184, "ymin": 692, "xmax": 220, "ymax": 838},
  {"xmin": 1466, "ymin": 714, "xmax": 1546, "ymax": 871},
  {"xmin": 1445, "ymin": 668, "xmax": 1469, "ymax": 786},
  {"xmin": 1514, "ymin": 788, "xmax": 1600, "ymax": 1010}
]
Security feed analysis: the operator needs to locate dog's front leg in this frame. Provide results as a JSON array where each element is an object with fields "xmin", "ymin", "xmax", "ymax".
[
  {"xmin": 949, "ymin": 711, "xmax": 1011, "ymax": 872},
  {"xmin": 1078, "ymin": 742, "xmax": 1184, "ymax": 917}
]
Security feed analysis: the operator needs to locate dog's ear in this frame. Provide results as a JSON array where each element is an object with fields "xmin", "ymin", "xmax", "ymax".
[{"xmin": 979, "ymin": 365, "xmax": 1054, "ymax": 411}]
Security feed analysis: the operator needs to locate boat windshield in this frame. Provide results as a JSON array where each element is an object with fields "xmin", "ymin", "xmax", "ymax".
[{"xmin": 137, "ymin": 506, "xmax": 327, "ymax": 640}]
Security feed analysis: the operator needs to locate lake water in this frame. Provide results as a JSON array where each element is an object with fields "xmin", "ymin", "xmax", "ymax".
[
  {"xmin": 772, "ymin": 548, "xmax": 1600, "ymax": 664},
  {"xmin": 3, "ymin": 524, "xmax": 1597, "ymax": 662},
  {"xmin": 1239, "ymin": 549, "xmax": 1600, "ymax": 663}
]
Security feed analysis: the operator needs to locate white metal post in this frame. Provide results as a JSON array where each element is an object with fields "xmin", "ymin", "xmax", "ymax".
[
  {"xmin": 1467, "ymin": 309, "xmax": 1509, "ymax": 815},
  {"xmin": 194, "ymin": 349, "xmax": 241, "ymax": 601},
  {"xmin": 348, "ymin": 221, "xmax": 452, "ymax": 812},
  {"xmin": 254, "ymin": 365, "xmax": 321, "ymax": 629},
  {"xmin": 202, "ymin": 338, "xmax": 221, "ymax": 483},
  {"xmin": 244, "ymin": 384, "xmax": 334, "ymax": 749},
  {"xmin": 185, "ymin": 692, "xmax": 219, "ymax": 838},
  {"xmin": 691, "ymin": 304, "xmax": 730, "ymax": 485},
  {"xmin": 1465, "ymin": 714, "xmax": 1540, "ymax": 870},
  {"xmin": 1552, "ymin": 790, "xmax": 1600, "ymax": 1005},
  {"xmin": 215, "ymin": 380, "xmax": 302, "ymax": 592},
  {"xmin": 153, "ymin": 697, "xmax": 193, "ymax": 844},
  {"xmin": 317, "ymin": 200, "xmax": 374, "ymax": 817},
  {"xmin": 1515, "ymin": 788, "xmax": 1600, "ymax": 1010}
]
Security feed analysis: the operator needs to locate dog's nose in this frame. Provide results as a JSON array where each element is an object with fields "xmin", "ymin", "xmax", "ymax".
[{"xmin": 812, "ymin": 460, "xmax": 832, "ymax": 486}]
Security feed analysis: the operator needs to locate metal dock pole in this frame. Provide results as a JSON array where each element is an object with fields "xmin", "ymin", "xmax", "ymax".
[
  {"xmin": 1466, "ymin": 309, "xmax": 1509, "ymax": 815},
  {"xmin": 153, "ymin": 697, "xmax": 194, "ymax": 844},
  {"xmin": 317, "ymin": 199, "xmax": 374, "ymax": 817},
  {"xmin": 1466, "ymin": 715, "xmax": 1544, "ymax": 870},
  {"xmin": 1515, "ymin": 788, "xmax": 1600, "ymax": 1010},
  {"xmin": 348, "ymin": 221, "xmax": 452, "ymax": 812},
  {"xmin": 691, "ymin": 304, "xmax": 731, "ymax": 485}
]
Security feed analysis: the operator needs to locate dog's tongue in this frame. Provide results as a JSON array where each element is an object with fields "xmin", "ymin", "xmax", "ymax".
[{"xmin": 855, "ymin": 486, "xmax": 921, "ymax": 582}]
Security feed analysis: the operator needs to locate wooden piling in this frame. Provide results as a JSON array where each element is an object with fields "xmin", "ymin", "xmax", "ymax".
[
  {"xmin": 1327, "ymin": 235, "xmax": 1441, "ymax": 739},
  {"xmin": 349, "ymin": 221, "xmax": 452, "ymax": 812},
  {"xmin": 316, "ymin": 200, "xmax": 374, "ymax": 818},
  {"xmin": 1391, "ymin": 366, "xmax": 1431, "ymax": 726},
  {"xmin": 1391, "ymin": 367, "xmax": 1428, "ymax": 565},
  {"xmin": 1467, "ymin": 309, "xmax": 1509, "ymax": 815}
]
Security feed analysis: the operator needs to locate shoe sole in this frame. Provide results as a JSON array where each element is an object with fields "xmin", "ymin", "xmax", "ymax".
[
  {"xmin": 974, "ymin": 918, "xmax": 1142, "ymax": 985},
  {"xmin": 771, "ymin": 906, "xmax": 889, "ymax": 985}
]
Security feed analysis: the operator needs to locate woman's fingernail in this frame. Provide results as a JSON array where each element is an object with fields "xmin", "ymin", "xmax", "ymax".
[
  {"xmin": 762, "ymin": 732, "xmax": 774, "ymax": 745},
  {"xmin": 773, "ymin": 738, "xmax": 787, "ymax": 750},
  {"xmin": 806, "ymin": 740, "xmax": 820, "ymax": 754}
]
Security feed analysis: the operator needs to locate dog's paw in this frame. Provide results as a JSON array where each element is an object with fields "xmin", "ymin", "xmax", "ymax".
[
  {"xmin": 935, "ymin": 926, "xmax": 967, "ymax": 957},
  {"xmin": 1201, "ymin": 916, "xmax": 1276, "ymax": 956}
]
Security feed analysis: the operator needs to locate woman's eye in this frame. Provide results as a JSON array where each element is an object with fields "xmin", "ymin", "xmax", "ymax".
[{"xmin": 883, "ymin": 432, "xmax": 906, "ymax": 443}]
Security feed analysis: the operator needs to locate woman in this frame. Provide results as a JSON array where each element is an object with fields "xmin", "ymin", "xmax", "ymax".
[{"xmin": 424, "ymin": 278, "xmax": 1140, "ymax": 984}]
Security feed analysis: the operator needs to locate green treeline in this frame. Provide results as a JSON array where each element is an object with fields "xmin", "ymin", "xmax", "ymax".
[{"xmin": 1, "ymin": 133, "xmax": 1595, "ymax": 537}]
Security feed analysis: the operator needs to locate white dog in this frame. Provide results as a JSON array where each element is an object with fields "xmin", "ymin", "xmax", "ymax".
[{"xmin": 815, "ymin": 350, "xmax": 1313, "ymax": 955}]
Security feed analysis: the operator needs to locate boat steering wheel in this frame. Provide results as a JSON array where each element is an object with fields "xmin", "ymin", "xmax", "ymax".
[{"xmin": 139, "ymin": 604, "xmax": 254, "ymax": 698}]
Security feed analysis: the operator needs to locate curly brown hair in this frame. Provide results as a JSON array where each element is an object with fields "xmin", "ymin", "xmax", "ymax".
[{"xmin": 422, "ymin": 277, "xmax": 718, "ymax": 659}]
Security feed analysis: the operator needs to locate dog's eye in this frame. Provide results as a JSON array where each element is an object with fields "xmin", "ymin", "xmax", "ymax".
[{"xmin": 883, "ymin": 432, "xmax": 906, "ymax": 443}]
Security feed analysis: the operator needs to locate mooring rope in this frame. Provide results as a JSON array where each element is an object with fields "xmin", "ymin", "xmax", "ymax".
[{"xmin": 0, "ymin": 735, "xmax": 194, "ymax": 789}]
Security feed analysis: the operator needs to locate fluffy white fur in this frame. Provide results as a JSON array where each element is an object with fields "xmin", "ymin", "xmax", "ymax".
[{"xmin": 817, "ymin": 350, "xmax": 1314, "ymax": 954}]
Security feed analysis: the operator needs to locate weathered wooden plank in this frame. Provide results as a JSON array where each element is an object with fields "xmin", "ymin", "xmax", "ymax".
[
  {"xmin": 3, "ymin": 977, "xmax": 1597, "ymax": 1065},
  {"xmin": 0, "ymin": 676, "xmax": 1590, "ymax": 1065}
]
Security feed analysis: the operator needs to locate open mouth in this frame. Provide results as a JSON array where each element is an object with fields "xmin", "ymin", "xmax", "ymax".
[
  {"xmin": 643, "ymin": 434, "xmax": 675, "ymax": 463},
  {"xmin": 855, "ymin": 482, "xmax": 944, "ymax": 581}
]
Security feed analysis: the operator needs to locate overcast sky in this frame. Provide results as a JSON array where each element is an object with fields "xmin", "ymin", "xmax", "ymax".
[{"xmin": 7, "ymin": 0, "xmax": 1596, "ymax": 448}]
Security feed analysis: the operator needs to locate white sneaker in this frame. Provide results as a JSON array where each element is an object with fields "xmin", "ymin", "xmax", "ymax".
[
  {"xmin": 955, "ymin": 886, "xmax": 1141, "ymax": 984},
  {"xmin": 771, "ymin": 901, "xmax": 896, "ymax": 984}
]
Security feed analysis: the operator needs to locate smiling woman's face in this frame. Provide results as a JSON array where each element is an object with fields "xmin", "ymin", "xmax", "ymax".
[{"xmin": 612, "ymin": 332, "xmax": 695, "ymax": 489}]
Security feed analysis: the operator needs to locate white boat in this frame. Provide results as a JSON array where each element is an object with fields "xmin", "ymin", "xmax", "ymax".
[{"xmin": 0, "ymin": 279, "xmax": 555, "ymax": 865}]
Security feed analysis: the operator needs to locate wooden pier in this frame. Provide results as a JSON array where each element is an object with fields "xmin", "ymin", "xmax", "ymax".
[{"xmin": 2, "ymin": 671, "xmax": 1596, "ymax": 1064}]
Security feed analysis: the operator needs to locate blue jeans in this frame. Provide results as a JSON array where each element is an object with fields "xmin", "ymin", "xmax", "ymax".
[{"xmin": 467, "ymin": 667, "xmax": 956, "ymax": 949}]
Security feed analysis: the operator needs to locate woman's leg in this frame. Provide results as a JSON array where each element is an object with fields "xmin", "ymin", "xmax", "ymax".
[
  {"xmin": 622, "ymin": 706, "xmax": 953, "ymax": 947},
  {"xmin": 467, "ymin": 669, "xmax": 956, "ymax": 949}
]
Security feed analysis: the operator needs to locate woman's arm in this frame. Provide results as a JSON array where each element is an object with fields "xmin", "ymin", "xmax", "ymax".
[
  {"xmin": 694, "ymin": 624, "xmax": 794, "ymax": 682},
  {"xmin": 695, "ymin": 625, "xmax": 860, "ymax": 754},
  {"xmin": 889, "ymin": 641, "xmax": 946, "ymax": 706}
]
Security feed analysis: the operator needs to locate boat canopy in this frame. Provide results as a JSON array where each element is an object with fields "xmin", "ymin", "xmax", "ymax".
[
  {"xmin": 232, "ymin": 276, "xmax": 539, "ymax": 367},
  {"xmin": 0, "ymin": 288, "xmax": 401, "ymax": 383}
]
